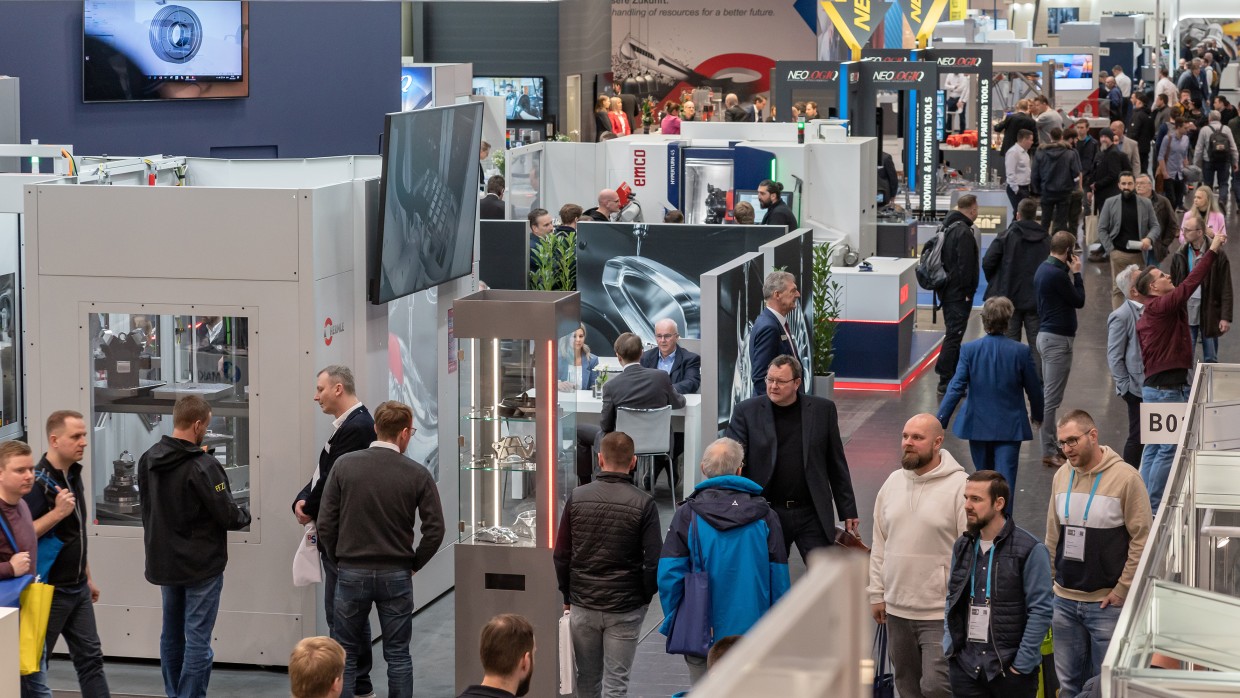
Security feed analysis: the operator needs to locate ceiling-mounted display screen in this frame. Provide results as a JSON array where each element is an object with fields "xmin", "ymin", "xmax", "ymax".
[
  {"xmin": 83, "ymin": 1, "xmax": 249, "ymax": 102},
  {"xmin": 472, "ymin": 76, "xmax": 545, "ymax": 121},
  {"xmin": 1046, "ymin": 7, "xmax": 1079, "ymax": 35},
  {"xmin": 1034, "ymin": 53, "xmax": 1094, "ymax": 92}
]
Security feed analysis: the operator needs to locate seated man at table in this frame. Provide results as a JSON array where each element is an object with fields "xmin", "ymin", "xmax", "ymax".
[
  {"xmin": 639, "ymin": 318, "xmax": 701, "ymax": 488},
  {"xmin": 586, "ymin": 332, "xmax": 686, "ymax": 489}
]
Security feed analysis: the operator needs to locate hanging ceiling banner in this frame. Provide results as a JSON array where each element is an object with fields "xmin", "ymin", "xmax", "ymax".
[
  {"xmin": 906, "ymin": 0, "xmax": 951, "ymax": 43},
  {"xmin": 820, "ymin": 0, "xmax": 896, "ymax": 55},
  {"xmin": 948, "ymin": 0, "xmax": 967, "ymax": 21}
]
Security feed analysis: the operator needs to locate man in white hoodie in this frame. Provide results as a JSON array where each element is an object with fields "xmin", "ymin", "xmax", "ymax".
[{"xmin": 869, "ymin": 413, "xmax": 968, "ymax": 698}]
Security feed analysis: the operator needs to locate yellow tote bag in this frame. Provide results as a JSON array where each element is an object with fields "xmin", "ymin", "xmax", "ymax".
[{"xmin": 19, "ymin": 580, "xmax": 54, "ymax": 675}]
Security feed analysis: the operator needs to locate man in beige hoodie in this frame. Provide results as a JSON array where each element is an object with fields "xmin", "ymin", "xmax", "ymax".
[
  {"xmin": 1046, "ymin": 409, "xmax": 1150, "ymax": 698},
  {"xmin": 869, "ymin": 414, "xmax": 968, "ymax": 698}
]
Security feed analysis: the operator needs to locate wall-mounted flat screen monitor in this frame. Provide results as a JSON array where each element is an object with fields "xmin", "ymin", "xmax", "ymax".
[
  {"xmin": 1035, "ymin": 53, "xmax": 1094, "ymax": 91},
  {"xmin": 371, "ymin": 102, "xmax": 484, "ymax": 305},
  {"xmin": 83, "ymin": 1, "xmax": 248, "ymax": 102},
  {"xmin": 733, "ymin": 190, "xmax": 796, "ymax": 224},
  {"xmin": 472, "ymin": 76, "xmax": 545, "ymax": 121},
  {"xmin": 1046, "ymin": 7, "xmax": 1079, "ymax": 35}
]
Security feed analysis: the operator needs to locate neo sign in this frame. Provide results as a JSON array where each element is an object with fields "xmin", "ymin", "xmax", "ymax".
[{"xmin": 1141, "ymin": 402, "xmax": 1189, "ymax": 444}]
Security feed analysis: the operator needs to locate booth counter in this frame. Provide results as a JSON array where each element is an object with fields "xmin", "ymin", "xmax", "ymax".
[{"xmin": 832, "ymin": 258, "xmax": 941, "ymax": 390}]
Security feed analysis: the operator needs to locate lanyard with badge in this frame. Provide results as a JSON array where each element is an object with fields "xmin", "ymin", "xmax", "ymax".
[
  {"xmin": 1063, "ymin": 470, "xmax": 1103, "ymax": 562},
  {"xmin": 967, "ymin": 541, "xmax": 997, "ymax": 643}
]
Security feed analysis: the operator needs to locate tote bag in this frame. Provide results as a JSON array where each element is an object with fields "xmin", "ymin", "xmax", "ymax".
[
  {"xmin": 0, "ymin": 514, "xmax": 33, "ymax": 607},
  {"xmin": 665, "ymin": 517, "xmax": 712, "ymax": 658},
  {"xmin": 0, "ymin": 512, "xmax": 54, "ymax": 675},
  {"xmin": 558, "ymin": 610, "xmax": 575, "ymax": 695},
  {"xmin": 292, "ymin": 523, "xmax": 322, "ymax": 587},
  {"xmin": 873, "ymin": 623, "xmax": 894, "ymax": 698}
]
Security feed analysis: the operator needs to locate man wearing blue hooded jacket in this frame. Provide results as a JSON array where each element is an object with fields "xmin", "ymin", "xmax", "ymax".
[{"xmin": 657, "ymin": 437, "xmax": 791, "ymax": 686}]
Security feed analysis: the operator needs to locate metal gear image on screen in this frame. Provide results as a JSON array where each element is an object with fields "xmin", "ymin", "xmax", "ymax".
[{"xmin": 148, "ymin": 5, "xmax": 203, "ymax": 63}]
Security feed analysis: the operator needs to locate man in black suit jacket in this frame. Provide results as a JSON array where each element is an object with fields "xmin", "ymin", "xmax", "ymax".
[
  {"xmin": 727, "ymin": 355, "xmax": 859, "ymax": 560},
  {"xmin": 723, "ymin": 93, "xmax": 748, "ymax": 122},
  {"xmin": 638, "ymin": 319, "xmax": 702, "ymax": 394},
  {"xmin": 749, "ymin": 270, "xmax": 801, "ymax": 396},
  {"xmin": 480, "ymin": 175, "xmax": 505, "ymax": 220},
  {"xmin": 600, "ymin": 333, "xmax": 686, "ymax": 433},
  {"xmin": 292, "ymin": 366, "xmax": 377, "ymax": 698}
]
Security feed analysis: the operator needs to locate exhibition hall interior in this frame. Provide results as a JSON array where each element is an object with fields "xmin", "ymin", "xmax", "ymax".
[{"xmin": 2, "ymin": 0, "xmax": 1240, "ymax": 697}]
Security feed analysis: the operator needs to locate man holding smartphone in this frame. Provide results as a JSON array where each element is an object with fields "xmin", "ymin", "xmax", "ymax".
[{"xmin": 1035, "ymin": 233, "xmax": 1087, "ymax": 469}]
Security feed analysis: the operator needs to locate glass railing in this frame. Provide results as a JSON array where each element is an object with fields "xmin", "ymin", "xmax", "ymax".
[{"xmin": 1104, "ymin": 364, "xmax": 1240, "ymax": 694}]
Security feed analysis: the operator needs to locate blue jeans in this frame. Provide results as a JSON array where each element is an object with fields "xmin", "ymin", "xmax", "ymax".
[
  {"xmin": 570, "ymin": 605, "xmax": 647, "ymax": 698},
  {"xmin": 1190, "ymin": 324, "xmax": 1219, "ymax": 363},
  {"xmin": 1203, "ymin": 159, "xmax": 1231, "ymax": 208},
  {"xmin": 322, "ymin": 554, "xmax": 373, "ymax": 695},
  {"xmin": 334, "ymin": 568, "xmax": 414, "ymax": 698},
  {"xmin": 19, "ymin": 581, "xmax": 111, "ymax": 698},
  {"xmin": 968, "ymin": 440, "xmax": 1022, "ymax": 512},
  {"xmin": 1140, "ymin": 384, "xmax": 1191, "ymax": 514},
  {"xmin": 160, "ymin": 573, "xmax": 224, "ymax": 698},
  {"xmin": 1052, "ymin": 596, "xmax": 1122, "ymax": 698}
]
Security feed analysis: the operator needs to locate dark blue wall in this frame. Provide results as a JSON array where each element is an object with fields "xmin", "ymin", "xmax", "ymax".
[{"xmin": 0, "ymin": 1, "xmax": 400, "ymax": 158}]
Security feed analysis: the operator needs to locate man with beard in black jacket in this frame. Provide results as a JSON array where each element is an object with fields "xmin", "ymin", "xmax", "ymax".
[
  {"xmin": 995, "ymin": 99, "xmax": 1040, "ymax": 157},
  {"xmin": 138, "ymin": 395, "xmax": 251, "ymax": 698},
  {"xmin": 983, "ymin": 198, "xmax": 1051, "ymax": 371},
  {"xmin": 1128, "ymin": 92, "xmax": 1156, "ymax": 175},
  {"xmin": 1093, "ymin": 130, "xmax": 1132, "ymax": 216},
  {"xmin": 1032, "ymin": 127, "xmax": 1082, "ymax": 233},
  {"xmin": 554, "ymin": 432, "xmax": 662, "ymax": 698},
  {"xmin": 935, "ymin": 195, "xmax": 981, "ymax": 397}
]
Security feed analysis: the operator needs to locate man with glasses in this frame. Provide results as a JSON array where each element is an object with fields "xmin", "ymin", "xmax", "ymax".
[
  {"xmin": 749, "ymin": 271, "xmax": 802, "ymax": 396},
  {"xmin": 1169, "ymin": 216, "xmax": 1232, "ymax": 365},
  {"xmin": 639, "ymin": 318, "xmax": 701, "ymax": 490},
  {"xmin": 727, "ymin": 355, "xmax": 859, "ymax": 562},
  {"xmin": 1136, "ymin": 228, "xmax": 1226, "ymax": 512},
  {"xmin": 1045, "ymin": 410, "xmax": 1150, "ymax": 698}
]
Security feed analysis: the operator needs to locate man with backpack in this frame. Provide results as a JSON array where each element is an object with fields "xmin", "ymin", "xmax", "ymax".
[
  {"xmin": 928, "ymin": 195, "xmax": 980, "ymax": 398},
  {"xmin": 1194, "ymin": 110, "xmax": 1239, "ymax": 214}
]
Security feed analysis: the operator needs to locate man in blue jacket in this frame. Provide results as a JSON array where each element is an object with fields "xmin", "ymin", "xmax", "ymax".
[
  {"xmin": 1034, "ymin": 232, "xmax": 1086, "ymax": 468},
  {"xmin": 944, "ymin": 471, "xmax": 1053, "ymax": 698},
  {"xmin": 658, "ymin": 437, "xmax": 790, "ymax": 687}
]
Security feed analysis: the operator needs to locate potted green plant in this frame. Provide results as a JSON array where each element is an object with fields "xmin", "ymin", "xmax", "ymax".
[
  {"xmin": 529, "ymin": 230, "xmax": 576, "ymax": 291},
  {"xmin": 811, "ymin": 242, "xmax": 843, "ymax": 398}
]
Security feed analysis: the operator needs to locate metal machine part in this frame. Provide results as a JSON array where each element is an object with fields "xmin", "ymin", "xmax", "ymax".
[
  {"xmin": 602, "ymin": 256, "xmax": 701, "ymax": 346},
  {"xmin": 99, "ymin": 450, "xmax": 140, "ymax": 520},
  {"xmin": 149, "ymin": 5, "xmax": 203, "ymax": 64}
]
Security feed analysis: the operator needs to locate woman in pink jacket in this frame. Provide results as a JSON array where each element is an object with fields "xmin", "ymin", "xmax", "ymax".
[{"xmin": 1181, "ymin": 185, "xmax": 1227, "ymax": 243}]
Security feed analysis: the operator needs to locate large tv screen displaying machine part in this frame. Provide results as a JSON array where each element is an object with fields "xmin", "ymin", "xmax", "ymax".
[
  {"xmin": 83, "ymin": 1, "xmax": 249, "ymax": 102},
  {"xmin": 372, "ymin": 102, "xmax": 483, "ymax": 305}
]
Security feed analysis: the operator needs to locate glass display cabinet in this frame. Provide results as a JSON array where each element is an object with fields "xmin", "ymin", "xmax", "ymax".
[
  {"xmin": 452, "ymin": 289, "xmax": 579, "ymax": 697},
  {"xmin": 88, "ymin": 309, "xmax": 251, "ymax": 529}
]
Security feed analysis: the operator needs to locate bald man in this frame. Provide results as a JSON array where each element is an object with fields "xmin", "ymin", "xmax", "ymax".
[
  {"xmin": 724, "ymin": 93, "xmax": 748, "ymax": 122},
  {"xmin": 868, "ymin": 413, "xmax": 968, "ymax": 698},
  {"xmin": 1110, "ymin": 120, "xmax": 1141, "ymax": 170},
  {"xmin": 584, "ymin": 189, "xmax": 621, "ymax": 222}
]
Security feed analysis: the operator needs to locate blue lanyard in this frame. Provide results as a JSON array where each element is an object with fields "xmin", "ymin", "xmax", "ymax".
[
  {"xmin": 1065, "ymin": 470, "xmax": 1103, "ymax": 526},
  {"xmin": 970, "ymin": 540, "xmax": 997, "ymax": 603}
]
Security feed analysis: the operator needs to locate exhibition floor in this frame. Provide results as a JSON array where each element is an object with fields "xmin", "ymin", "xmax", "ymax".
[{"xmin": 46, "ymin": 216, "xmax": 1240, "ymax": 697}]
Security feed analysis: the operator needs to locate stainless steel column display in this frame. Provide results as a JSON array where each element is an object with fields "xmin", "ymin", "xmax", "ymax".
[{"xmin": 453, "ymin": 290, "xmax": 579, "ymax": 696}]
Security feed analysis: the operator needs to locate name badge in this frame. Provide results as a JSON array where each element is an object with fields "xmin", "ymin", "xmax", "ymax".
[
  {"xmin": 968, "ymin": 605, "xmax": 990, "ymax": 643},
  {"xmin": 780, "ymin": 334, "xmax": 789, "ymax": 340},
  {"xmin": 1064, "ymin": 525, "xmax": 1087, "ymax": 562}
]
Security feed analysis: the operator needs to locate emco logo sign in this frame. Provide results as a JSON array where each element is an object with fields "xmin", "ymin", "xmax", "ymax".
[
  {"xmin": 323, "ymin": 317, "xmax": 344, "ymax": 346},
  {"xmin": 874, "ymin": 70, "xmax": 926, "ymax": 82},
  {"xmin": 938, "ymin": 57, "xmax": 981, "ymax": 68},
  {"xmin": 633, "ymin": 149, "xmax": 647, "ymax": 187},
  {"xmin": 787, "ymin": 69, "xmax": 839, "ymax": 82}
]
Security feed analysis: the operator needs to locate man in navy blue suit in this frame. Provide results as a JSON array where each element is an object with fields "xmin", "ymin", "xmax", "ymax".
[
  {"xmin": 727, "ymin": 355, "xmax": 859, "ymax": 560},
  {"xmin": 293, "ymin": 366, "xmax": 378, "ymax": 698},
  {"xmin": 749, "ymin": 271, "xmax": 801, "ymax": 396}
]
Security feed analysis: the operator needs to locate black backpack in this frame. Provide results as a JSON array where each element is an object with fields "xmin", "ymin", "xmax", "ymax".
[
  {"xmin": 916, "ymin": 224, "xmax": 951, "ymax": 292},
  {"xmin": 1208, "ymin": 127, "xmax": 1231, "ymax": 162}
]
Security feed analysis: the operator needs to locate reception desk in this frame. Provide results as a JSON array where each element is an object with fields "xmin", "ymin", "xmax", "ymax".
[{"xmin": 831, "ymin": 257, "xmax": 941, "ymax": 390}]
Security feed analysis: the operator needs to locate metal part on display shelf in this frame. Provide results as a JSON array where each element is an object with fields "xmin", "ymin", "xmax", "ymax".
[{"xmin": 99, "ymin": 450, "xmax": 140, "ymax": 519}]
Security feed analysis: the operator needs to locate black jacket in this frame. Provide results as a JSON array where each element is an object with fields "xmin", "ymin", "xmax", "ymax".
[
  {"xmin": 945, "ymin": 516, "xmax": 1045, "ymax": 679},
  {"xmin": 1129, "ymin": 106, "xmax": 1155, "ymax": 170},
  {"xmin": 479, "ymin": 194, "xmax": 504, "ymax": 220},
  {"xmin": 639, "ymin": 346, "xmax": 702, "ymax": 394},
  {"xmin": 23, "ymin": 457, "xmax": 88, "ymax": 586},
  {"xmin": 1076, "ymin": 136, "xmax": 1100, "ymax": 188},
  {"xmin": 724, "ymin": 105, "xmax": 749, "ymax": 122},
  {"xmin": 1093, "ymin": 147, "xmax": 1131, "ymax": 207},
  {"xmin": 995, "ymin": 112, "xmax": 1038, "ymax": 155},
  {"xmin": 983, "ymin": 219, "xmax": 1051, "ymax": 311},
  {"xmin": 553, "ymin": 471, "xmax": 663, "ymax": 613},
  {"xmin": 761, "ymin": 200, "xmax": 798, "ymax": 230},
  {"xmin": 1170, "ymin": 244, "xmax": 1233, "ymax": 338},
  {"xmin": 293, "ymin": 404, "xmax": 375, "ymax": 521},
  {"xmin": 138, "ymin": 436, "xmax": 251, "ymax": 586},
  {"xmin": 939, "ymin": 210, "xmax": 980, "ymax": 304},
  {"xmin": 1150, "ymin": 193, "xmax": 1180, "ymax": 262},
  {"xmin": 1032, "ymin": 142, "xmax": 1081, "ymax": 200},
  {"xmin": 725, "ymin": 393, "xmax": 858, "ymax": 532},
  {"xmin": 583, "ymin": 206, "xmax": 609, "ymax": 222}
]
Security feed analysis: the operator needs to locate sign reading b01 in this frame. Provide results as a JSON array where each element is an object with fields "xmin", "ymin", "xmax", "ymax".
[{"xmin": 1140, "ymin": 402, "xmax": 1189, "ymax": 444}]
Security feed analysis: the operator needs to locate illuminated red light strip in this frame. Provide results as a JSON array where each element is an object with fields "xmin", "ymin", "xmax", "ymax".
[
  {"xmin": 545, "ymin": 339, "xmax": 556, "ymax": 549},
  {"xmin": 834, "ymin": 307, "xmax": 916, "ymax": 326},
  {"xmin": 834, "ymin": 345, "xmax": 942, "ymax": 392}
]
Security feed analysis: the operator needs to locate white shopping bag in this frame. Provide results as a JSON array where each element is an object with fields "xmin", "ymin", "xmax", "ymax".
[
  {"xmin": 559, "ymin": 610, "xmax": 575, "ymax": 695},
  {"xmin": 292, "ymin": 523, "xmax": 322, "ymax": 587}
]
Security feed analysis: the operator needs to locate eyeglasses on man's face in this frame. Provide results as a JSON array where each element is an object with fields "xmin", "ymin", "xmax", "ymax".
[
  {"xmin": 1056, "ymin": 430, "xmax": 1094, "ymax": 450},
  {"xmin": 765, "ymin": 377, "xmax": 798, "ymax": 387}
]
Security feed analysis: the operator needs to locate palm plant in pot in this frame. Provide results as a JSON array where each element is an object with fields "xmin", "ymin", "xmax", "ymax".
[{"xmin": 812, "ymin": 242, "xmax": 843, "ymax": 398}]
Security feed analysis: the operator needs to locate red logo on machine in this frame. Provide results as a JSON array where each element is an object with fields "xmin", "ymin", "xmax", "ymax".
[
  {"xmin": 633, "ymin": 149, "xmax": 647, "ymax": 187},
  {"xmin": 939, "ymin": 57, "xmax": 981, "ymax": 67},
  {"xmin": 323, "ymin": 317, "xmax": 344, "ymax": 346},
  {"xmin": 874, "ymin": 70, "xmax": 925, "ymax": 82},
  {"xmin": 787, "ymin": 69, "xmax": 839, "ymax": 82}
]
